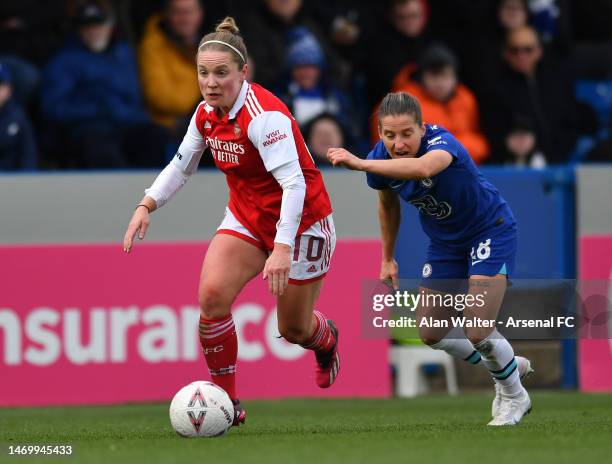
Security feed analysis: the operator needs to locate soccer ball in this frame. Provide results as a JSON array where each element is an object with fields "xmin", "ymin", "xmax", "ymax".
[{"xmin": 169, "ymin": 381, "xmax": 234, "ymax": 437}]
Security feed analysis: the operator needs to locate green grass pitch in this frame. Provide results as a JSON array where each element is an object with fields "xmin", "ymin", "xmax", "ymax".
[{"xmin": 2, "ymin": 392, "xmax": 612, "ymax": 464}]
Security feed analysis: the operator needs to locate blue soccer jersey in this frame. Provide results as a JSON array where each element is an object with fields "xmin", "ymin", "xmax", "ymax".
[{"xmin": 366, "ymin": 124, "xmax": 516, "ymax": 249}]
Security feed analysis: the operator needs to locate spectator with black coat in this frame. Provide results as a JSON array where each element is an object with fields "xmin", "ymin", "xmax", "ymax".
[
  {"xmin": 237, "ymin": 0, "xmax": 345, "ymax": 90},
  {"xmin": 481, "ymin": 25, "xmax": 576, "ymax": 163},
  {"xmin": 361, "ymin": 0, "xmax": 431, "ymax": 110}
]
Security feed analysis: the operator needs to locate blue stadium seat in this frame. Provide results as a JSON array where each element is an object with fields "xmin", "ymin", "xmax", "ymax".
[
  {"xmin": 572, "ymin": 80, "xmax": 612, "ymax": 162},
  {"xmin": 575, "ymin": 80, "xmax": 612, "ymax": 127}
]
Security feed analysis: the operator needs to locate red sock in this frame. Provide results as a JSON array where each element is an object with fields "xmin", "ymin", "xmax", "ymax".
[
  {"xmin": 199, "ymin": 314, "xmax": 238, "ymax": 401},
  {"xmin": 300, "ymin": 311, "xmax": 336, "ymax": 353}
]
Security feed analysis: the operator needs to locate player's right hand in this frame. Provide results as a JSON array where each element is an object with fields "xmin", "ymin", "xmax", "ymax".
[
  {"xmin": 380, "ymin": 258, "xmax": 399, "ymax": 290},
  {"xmin": 123, "ymin": 206, "xmax": 151, "ymax": 253}
]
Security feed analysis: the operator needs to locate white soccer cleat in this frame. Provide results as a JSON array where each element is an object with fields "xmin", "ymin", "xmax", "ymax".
[
  {"xmin": 487, "ymin": 387, "xmax": 532, "ymax": 426},
  {"xmin": 492, "ymin": 356, "xmax": 534, "ymax": 417}
]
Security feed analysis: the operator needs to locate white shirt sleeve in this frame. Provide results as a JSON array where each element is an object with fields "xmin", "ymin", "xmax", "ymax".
[
  {"xmin": 247, "ymin": 111, "xmax": 298, "ymax": 171},
  {"xmin": 145, "ymin": 107, "xmax": 207, "ymax": 207},
  {"xmin": 270, "ymin": 159, "xmax": 306, "ymax": 247}
]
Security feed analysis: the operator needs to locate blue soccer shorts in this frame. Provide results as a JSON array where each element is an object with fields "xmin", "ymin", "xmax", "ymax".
[{"xmin": 421, "ymin": 224, "xmax": 518, "ymax": 283}]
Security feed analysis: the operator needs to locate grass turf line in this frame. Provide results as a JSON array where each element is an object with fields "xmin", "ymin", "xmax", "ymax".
[{"xmin": 1, "ymin": 392, "xmax": 612, "ymax": 464}]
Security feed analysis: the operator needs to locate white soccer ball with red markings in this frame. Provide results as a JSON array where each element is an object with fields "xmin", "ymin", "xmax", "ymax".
[{"xmin": 169, "ymin": 381, "xmax": 234, "ymax": 437}]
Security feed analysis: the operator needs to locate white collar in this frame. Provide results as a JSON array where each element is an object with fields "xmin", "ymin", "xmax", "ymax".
[{"xmin": 228, "ymin": 80, "xmax": 249, "ymax": 119}]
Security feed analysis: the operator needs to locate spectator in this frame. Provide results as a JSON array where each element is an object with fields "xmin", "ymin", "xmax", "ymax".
[
  {"xmin": 138, "ymin": 0, "xmax": 204, "ymax": 134},
  {"xmin": 0, "ymin": 62, "xmax": 37, "ymax": 171},
  {"xmin": 481, "ymin": 25, "xmax": 576, "ymax": 163},
  {"xmin": 306, "ymin": 0, "xmax": 374, "ymax": 71},
  {"xmin": 499, "ymin": 0, "xmax": 528, "ymax": 29},
  {"xmin": 0, "ymin": 0, "xmax": 68, "ymax": 105},
  {"xmin": 362, "ymin": 0, "xmax": 431, "ymax": 108},
  {"xmin": 0, "ymin": 1, "xmax": 66, "ymax": 66},
  {"xmin": 379, "ymin": 45, "xmax": 489, "ymax": 163},
  {"xmin": 238, "ymin": 0, "xmax": 344, "ymax": 90},
  {"xmin": 526, "ymin": 0, "xmax": 570, "ymax": 55},
  {"xmin": 497, "ymin": 116, "xmax": 547, "ymax": 168},
  {"xmin": 129, "ymin": 0, "xmax": 229, "ymax": 41},
  {"xmin": 0, "ymin": 55, "xmax": 40, "ymax": 106},
  {"xmin": 450, "ymin": 0, "xmax": 569, "ymax": 98},
  {"xmin": 303, "ymin": 113, "xmax": 346, "ymax": 167},
  {"xmin": 277, "ymin": 28, "xmax": 353, "ymax": 135},
  {"xmin": 41, "ymin": 0, "xmax": 166, "ymax": 169},
  {"xmin": 437, "ymin": 0, "xmax": 531, "ymax": 101}
]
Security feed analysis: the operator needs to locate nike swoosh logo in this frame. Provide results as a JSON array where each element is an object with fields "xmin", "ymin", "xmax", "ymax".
[{"xmin": 471, "ymin": 260, "xmax": 483, "ymax": 266}]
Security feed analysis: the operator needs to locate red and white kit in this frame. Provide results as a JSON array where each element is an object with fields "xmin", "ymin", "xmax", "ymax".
[{"xmin": 145, "ymin": 81, "xmax": 335, "ymax": 283}]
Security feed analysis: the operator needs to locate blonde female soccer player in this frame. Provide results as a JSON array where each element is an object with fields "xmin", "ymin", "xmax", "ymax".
[
  {"xmin": 328, "ymin": 92, "xmax": 532, "ymax": 426},
  {"xmin": 123, "ymin": 17, "xmax": 340, "ymax": 427}
]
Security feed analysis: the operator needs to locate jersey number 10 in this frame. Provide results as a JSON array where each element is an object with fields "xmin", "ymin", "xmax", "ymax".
[{"xmin": 293, "ymin": 236, "xmax": 325, "ymax": 262}]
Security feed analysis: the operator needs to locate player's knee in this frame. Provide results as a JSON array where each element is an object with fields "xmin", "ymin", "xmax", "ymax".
[
  {"xmin": 420, "ymin": 336, "xmax": 442, "ymax": 347},
  {"xmin": 278, "ymin": 324, "xmax": 311, "ymax": 345},
  {"xmin": 198, "ymin": 285, "xmax": 230, "ymax": 320},
  {"xmin": 465, "ymin": 328, "xmax": 491, "ymax": 347},
  {"xmin": 419, "ymin": 328, "xmax": 442, "ymax": 347}
]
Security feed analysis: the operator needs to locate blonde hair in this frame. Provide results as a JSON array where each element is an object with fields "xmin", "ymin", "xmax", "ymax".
[{"xmin": 198, "ymin": 17, "xmax": 247, "ymax": 68}]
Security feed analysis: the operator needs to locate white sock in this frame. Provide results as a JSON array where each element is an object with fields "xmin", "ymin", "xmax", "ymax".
[
  {"xmin": 473, "ymin": 329, "xmax": 522, "ymax": 396},
  {"xmin": 430, "ymin": 326, "xmax": 483, "ymax": 366}
]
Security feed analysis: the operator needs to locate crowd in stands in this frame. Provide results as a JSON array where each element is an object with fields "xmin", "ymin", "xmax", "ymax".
[{"xmin": 0, "ymin": 0, "xmax": 610, "ymax": 171}]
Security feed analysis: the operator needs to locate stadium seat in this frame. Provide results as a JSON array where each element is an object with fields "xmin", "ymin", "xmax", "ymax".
[
  {"xmin": 571, "ymin": 80, "xmax": 612, "ymax": 162},
  {"xmin": 575, "ymin": 80, "xmax": 612, "ymax": 128},
  {"xmin": 390, "ymin": 345, "xmax": 459, "ymax": 397}
]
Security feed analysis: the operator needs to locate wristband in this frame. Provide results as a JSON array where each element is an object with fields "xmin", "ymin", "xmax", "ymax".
[{"xmin": 136, "ymin": 204, "xmax": 151, "ymax": 213}]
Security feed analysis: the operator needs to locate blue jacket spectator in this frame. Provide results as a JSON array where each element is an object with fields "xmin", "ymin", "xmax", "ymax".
[
  {"xmin": 0, "ymin": 62, "xmax": 37, "ymax": 170},
  {"xmin": 40, "ymin": 1, "xmax": 166, "ymax": 169},
  {"xmin": 277, "ymin": 28, "xmax": 354, "ymax": 140},
  {"xmin": 42, "ymin": 37, "xmax": 147, "ymax": 126}
]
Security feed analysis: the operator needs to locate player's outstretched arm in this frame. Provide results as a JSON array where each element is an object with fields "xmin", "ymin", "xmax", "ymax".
[
  {"xmin": 378, "ymin": 190, "xmax": 400, "ymax": 290},
  {"xmin": 327, "ymin": 148, "xmax": 453, "ymax": 180},
  {"xmin": 123, "ymin": 196, "xmax": 157, "ymax": 253},
  {"xmin": 122, "ymin": 106, "xmax": 206, "ymax": 254}
]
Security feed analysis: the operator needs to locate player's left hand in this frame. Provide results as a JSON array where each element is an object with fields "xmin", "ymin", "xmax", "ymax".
[
  {"xmin": 263, "ymin": 243, "xmax": 292, "ymax": 296},
  {"xmin": 123, "ymin": 205, "xmax": 151, "ymax": 253},
  {"xmin": 380, "ymin": 258, "xmax": 400, "ymax": 290},
  {"xmin": 327, "ymin": 147, "xmax": 364, "ymax": 170}
]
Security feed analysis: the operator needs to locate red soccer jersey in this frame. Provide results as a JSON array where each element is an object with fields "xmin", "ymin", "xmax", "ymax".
[{"xmin": 194, "ymin": 82, "xmax": 332, "ymax": 250}]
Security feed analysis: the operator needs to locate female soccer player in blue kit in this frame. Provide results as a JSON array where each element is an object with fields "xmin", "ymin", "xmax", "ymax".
[{"xmin": 327, "ymin": 92, "xmax": 533, "ymax": 426}]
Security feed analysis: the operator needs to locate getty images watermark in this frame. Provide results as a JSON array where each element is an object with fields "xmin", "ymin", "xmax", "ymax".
[{"xmin": 361, "ymin": 279, "xmax": 611, "ymax": 340}]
